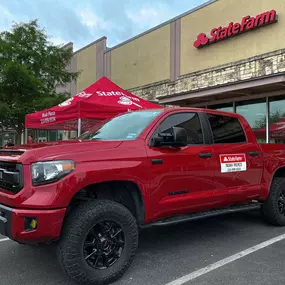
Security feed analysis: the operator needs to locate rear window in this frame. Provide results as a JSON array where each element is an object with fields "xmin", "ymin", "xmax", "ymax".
[{"xmin": 207, "ymin": 114, "xmax": 247, "ymax": 144}]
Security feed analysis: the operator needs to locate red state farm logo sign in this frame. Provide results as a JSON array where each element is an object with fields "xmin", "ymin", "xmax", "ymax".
[
  {"xmin": 194, "ymin": 10, "xmax": 278, "ymax": 49},
  {"xmin": 220, "ymin": 155, "xmax": 246, "ymax": 163}
]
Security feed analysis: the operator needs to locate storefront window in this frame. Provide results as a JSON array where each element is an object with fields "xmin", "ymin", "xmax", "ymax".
[
  {"xmin": 37, "ymin": 130, "xmax": 47, "ymax": 143},
  {"xmin": 0, "ymin": 132, "xmax": 17, "ymax": 147},
  {"xmin": 58, "ymin": 131, "xmax": 64, "ymax": 141},
  {"xmin": 181, "ymin": 96, "xmax": 285, "ymax": 144},
  {"xmin": 26, "ymin": 130, "xmax": 61, "ymax": 143},
  {"xmin": 48, "ymin": 130, "xmax": 57, "ymax": 142},
  {"xmin": 28, "ymin": 130, "xmax": 36, "ymax": 143},
  {"xmin": 236, "ymin": 99, "xmax": 266, "ymax": 143},
  {"xmin": 269, "ymin": 96, "xmax": 285, "ymax": 144}
]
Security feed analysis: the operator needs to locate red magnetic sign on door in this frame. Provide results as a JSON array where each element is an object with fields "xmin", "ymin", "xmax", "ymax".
[{"xmin": 219, "ymin": 154, "xmax": 247, "ymax": 173}]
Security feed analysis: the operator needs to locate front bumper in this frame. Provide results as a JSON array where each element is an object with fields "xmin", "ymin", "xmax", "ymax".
[{"xmin": 0, "ymin": 204, "xmax": 66, "ymax": 244}]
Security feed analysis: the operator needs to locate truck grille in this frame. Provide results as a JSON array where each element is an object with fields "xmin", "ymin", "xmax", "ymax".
[{"xmin": 0, "ymin": 162, "xmax": 24, "ymax": 194}]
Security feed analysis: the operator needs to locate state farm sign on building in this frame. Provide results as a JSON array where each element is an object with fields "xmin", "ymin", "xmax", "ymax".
[{"xmin": 194, "ymin": 9, "xmax": 278, "ymax": 48}]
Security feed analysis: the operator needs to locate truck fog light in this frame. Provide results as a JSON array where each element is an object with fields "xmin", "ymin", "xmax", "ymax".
[{"xmin": 24, "ymin": 217, "xmax": 38, "ymax": 231}]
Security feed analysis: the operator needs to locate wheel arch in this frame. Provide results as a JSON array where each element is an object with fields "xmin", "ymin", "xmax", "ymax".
[
  {"xmin": 68, "ymin": 180, "xmax": 146, "ymax": 226},
  {"xmin": 273, "ymin": 166, "xmax": 285, "ymax": 179},
  {"xmin": 263, "ymin": 166, "xmax": 285, "ymax": 200}
]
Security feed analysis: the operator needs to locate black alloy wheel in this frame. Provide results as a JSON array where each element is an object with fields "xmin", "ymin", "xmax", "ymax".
[
  {"xmin": 278, "ymin": 191, "xmax": 285, "ymax": 215},
  {"xmin": 84, "ymin": 221, "xmax": 125, "ymax": 270}
]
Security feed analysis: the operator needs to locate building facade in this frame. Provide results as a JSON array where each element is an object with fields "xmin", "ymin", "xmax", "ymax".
[{"xmin": 41, "ymin": 0, "xmax": 285, "ymax": 143}]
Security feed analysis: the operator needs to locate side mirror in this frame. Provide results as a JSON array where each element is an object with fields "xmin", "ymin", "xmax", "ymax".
[
  {"xmin": 172, "ymin": 127, "xmax": 188, "ymax": 146},
  {"xmin": 152, "ymin": 127, "xmax": 188, "ymax": 147}
]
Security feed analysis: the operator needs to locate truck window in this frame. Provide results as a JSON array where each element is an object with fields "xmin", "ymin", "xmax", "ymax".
[
  {"xmin": 207, "ymin": 114, "xmax": 247, "ymax": 144},
  {"xmin": 153, "ymin": 112, "xmax": 204, "ymax": 145}
]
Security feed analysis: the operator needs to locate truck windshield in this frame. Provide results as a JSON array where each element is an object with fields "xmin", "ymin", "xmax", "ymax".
[{"xmin": 81, "ymin": 110, "xmax": 163, "ymax": 141}]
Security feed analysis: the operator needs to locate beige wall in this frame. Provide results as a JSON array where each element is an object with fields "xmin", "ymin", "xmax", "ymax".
[
  {"xmin": 181, "ymin": 0, "xmax": 285, "ymax": 75},
  {"xmin": 76, "ymin": 44, "xmax": 97, "ymax": 92},
  {"xmin": 110, "ymin": 24, "xmax": 171, "ymax": 89},
  {"xmin": 55, "ymin": 42, "xmax": 77, "ymax": 96}
]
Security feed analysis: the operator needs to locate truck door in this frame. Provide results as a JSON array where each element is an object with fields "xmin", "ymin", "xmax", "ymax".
[
  {"xmin": 206, "ymin": 113, "xmax": 263, "ymax": 205},
  {"xmin": 146, "ymin": 111, "xmax": 217, "ymax": 220}
]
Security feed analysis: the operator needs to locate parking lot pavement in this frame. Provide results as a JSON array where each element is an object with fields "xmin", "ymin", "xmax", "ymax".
[
  {"xmin": 0, "ymin": 235, "xmax": 8, "ymax": 241},
  {"xmin": 0, "ymin": 209, "xmax": 285, "ymax": 285},
  {"xmin": 182, "ymin": 240, "xmax": 285, "ymax": 285}
]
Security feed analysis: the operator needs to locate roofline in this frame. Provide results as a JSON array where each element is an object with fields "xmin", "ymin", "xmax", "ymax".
[
  {"xmin": 104, "ymin": 0, "xmax": 217, "ymax": 53},
  {"xmin": 61, "ymin": 42, "xmax": 73, "ymax": 48},
  {"xmin": 73, "ymin": 36, "xmax": 107, "ymax": 55}
]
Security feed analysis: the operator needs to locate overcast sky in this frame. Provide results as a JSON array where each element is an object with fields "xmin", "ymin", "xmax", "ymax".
[{"xmin": 0, "ymin": 0, "xmax": 208, "ymax": 51}]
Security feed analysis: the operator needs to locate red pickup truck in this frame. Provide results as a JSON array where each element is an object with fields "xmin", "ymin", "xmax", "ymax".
[{"xmin": 1, "ymin": 107, "xmax": 285, "ymax": 285}]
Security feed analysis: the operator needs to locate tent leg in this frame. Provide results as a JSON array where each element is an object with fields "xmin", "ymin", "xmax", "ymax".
[
  {"xmin": 78, "ymin": 118, "xmax": 82, "ymax": 137},
  {"xmin": 25, "ymin": 129, "xmax": 28, "ymax": 144}
]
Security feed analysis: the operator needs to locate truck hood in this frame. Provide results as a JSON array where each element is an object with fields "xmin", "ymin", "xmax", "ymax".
[{"xmin": 0, "ymin": 140, "xmax": 123, "ymax": 164}]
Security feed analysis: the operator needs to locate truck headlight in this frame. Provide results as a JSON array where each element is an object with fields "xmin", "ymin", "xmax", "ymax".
[{"xmin": 31, "ymin": 160, "xmax": 75, "ymax": 186}]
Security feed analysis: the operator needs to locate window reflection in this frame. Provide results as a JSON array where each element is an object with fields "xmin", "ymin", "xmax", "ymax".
[
  {"xmin": 207, "ymin": 114, "xmax": 246, "ymax": 144},
  {"xmin": 269, "ymin": 97, "xmax": 285, "ymax": 144},
  {"xmin": 236, "ymin": 100, "xmax": 266, "ymax": 143}
]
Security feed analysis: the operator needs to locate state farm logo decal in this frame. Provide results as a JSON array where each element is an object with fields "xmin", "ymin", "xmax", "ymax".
[
  {"xmin": 58, "ymin": 91, "xmax": 92, "ymax": 107},
  {"xmin": 118, "ymin": 96, "xmax": 142, "ymax": 108},
  {"xmin": 76, "ymin": 91, "xmax": 92, "ymax": 98},
  {"xmin": 219, "ymin": 154, "xmax": 246, "ymax": 173},
  {"xmin": 194, "ymin": 9, "xmax": 278, "ymax": 49},
  {"xmin": 118, "ymin": 96, "xmax": 133, "ymax": 105},
  {"xmin": 96, "ymin": 90, "xmax": 143, "ymax": 108},
  {"xmin": 58, "ymin": 97, "xmax": 74, "ymax": 107}
]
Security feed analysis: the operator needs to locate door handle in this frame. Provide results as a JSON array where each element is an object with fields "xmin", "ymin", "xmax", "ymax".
[
  {"xmin": 152, "ymin": 159, "xmax": 163, "ymax": 165},
  {"xmin": 249, "ymin": 152, "xmax": 260, "ymax": 157},
  {"xmin": 198, "ymin": 153, "xmax": 213, "ymax": 158}
]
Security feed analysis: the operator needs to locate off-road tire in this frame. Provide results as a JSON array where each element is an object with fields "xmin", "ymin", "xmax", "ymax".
[
  {"xmin": 57, "ymin": 199, "xmax": 139, "ymax": 285},
  {"xmin": 261, "ymin": 177, "xmax": 285, "ymax": 226}
]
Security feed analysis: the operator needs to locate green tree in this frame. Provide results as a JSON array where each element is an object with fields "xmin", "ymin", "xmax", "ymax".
[
  {"xmin": 0, "ymin": 20, "xmax": 79, "ymax": 143},
  {"xmin": 254, "ymin": 109, "xmax": 285, "ymax": 129}
]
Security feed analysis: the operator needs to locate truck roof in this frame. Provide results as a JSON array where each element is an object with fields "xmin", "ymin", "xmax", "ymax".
[{"xmin": 142, "ymin": 106, "xmax": 243, "ymax": 119}]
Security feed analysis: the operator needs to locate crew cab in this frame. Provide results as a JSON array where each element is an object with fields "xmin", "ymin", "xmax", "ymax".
[{"xmin": 1, "ymin": 107, "xmax": 285, "ymax": 285}]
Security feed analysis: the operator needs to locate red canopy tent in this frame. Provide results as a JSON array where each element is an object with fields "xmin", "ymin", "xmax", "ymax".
[
  {"xmin": 254, "ymin": 119, "xmax": 285, "ymax": 140},
  {"xmin": 25, "ymin": 76, "xmax": 162, "ymax": 137}
]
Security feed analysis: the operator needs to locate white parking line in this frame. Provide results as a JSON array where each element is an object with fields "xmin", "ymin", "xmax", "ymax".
[
  {"xmin": 165, "ymin": 233, "xmax": 285, "ymax": 285},
  {"xmin": 0, "ymin": 238, "xmax": 9, "ymax": 243}
]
